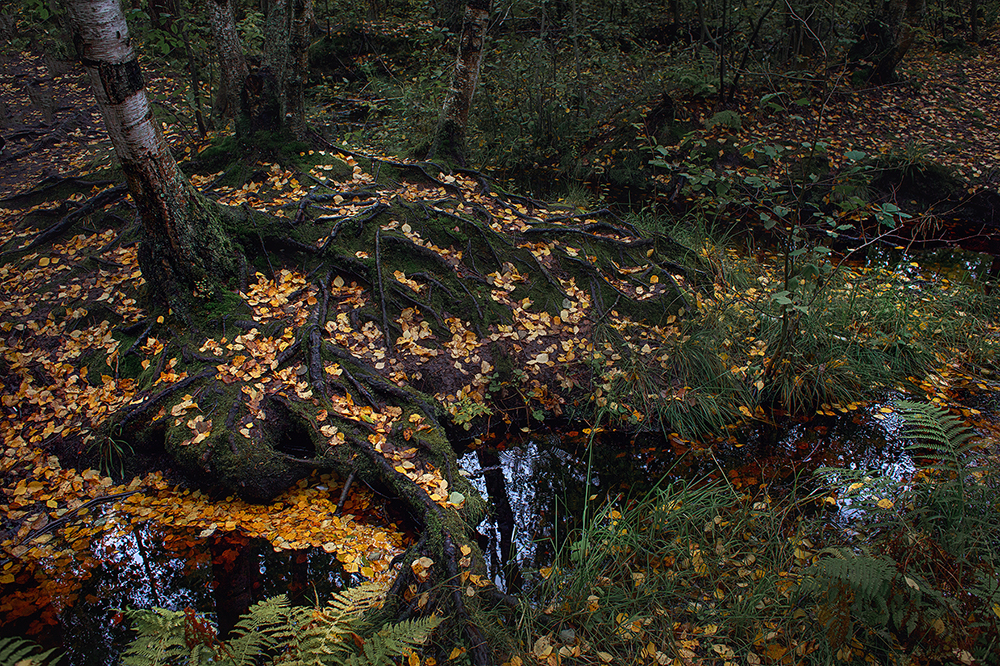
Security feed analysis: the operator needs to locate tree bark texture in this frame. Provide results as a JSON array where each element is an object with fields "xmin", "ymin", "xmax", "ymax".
[
  {"xmin": 63, "ymin": 0, "xmax": 239, "ymax": 304},
  {"xmin": 208, "ymin": 0, "xmax": 249, "ymax": 124},
  {"xmin": 852, "ymin": 0, "xmax": 925, "ymax": 83},
  {"xmin": 882, "ymin": 0, "xmax": 925, "ymax": 81},
  {"xmin": 428, "ymin": 0, "xmax": 491, "ymax": 165},
  {"xmin": 287, "ymin": 0, "xmax": 313, "ymax": 140},
  {"xmin": 261, "ymin": 0, "xmax": 313, "ymax": 140}
]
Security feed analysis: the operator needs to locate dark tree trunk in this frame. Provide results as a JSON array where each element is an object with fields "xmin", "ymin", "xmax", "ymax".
[
  {"xmin": 427, "ymin": 0, "xmax": 491, "ymax": 165},
  {"xmin": 179, "ymin": 15, "xmax": 208, "ymax": 137},
  {"xmin": 286, "ymin": 0, "xmax": 312, "ymax": 140},
  {"xmin": 261, "ymin": 0, "xmax": 313, "ymax": 140},
  {"xmin": 208, "ymin": 0, "xmax": 249, "ymax": 125},
  {"xmin": 851, "ymin": 0, "xmax": 925, "ymax": 84}
]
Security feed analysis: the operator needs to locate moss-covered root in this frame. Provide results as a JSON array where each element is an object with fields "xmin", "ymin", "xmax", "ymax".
[{"xmin": 102, "ymin": 330, "xmax": 496, "ymax": 661}]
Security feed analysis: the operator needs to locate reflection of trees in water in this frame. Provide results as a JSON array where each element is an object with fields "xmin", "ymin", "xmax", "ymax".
[
  {"xmin": 45, "ymin": 521, "xmax": 354, "ymax": 666},
  {"xmin": 476, "ymin": 447, "xmax": 521, "ymax": 592},
  {"xmin": 467, "ymin": 411, "xmax": 913, "ymax": 591}
]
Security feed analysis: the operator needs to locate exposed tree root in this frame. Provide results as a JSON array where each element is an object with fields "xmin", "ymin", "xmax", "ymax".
[
  {"xmin": 5, "ymin": 150, "xmax": 704, "ymax": 663},
  {"xmin": 0, "ymin": 175, "xmax": 117, "ymax": 206}
]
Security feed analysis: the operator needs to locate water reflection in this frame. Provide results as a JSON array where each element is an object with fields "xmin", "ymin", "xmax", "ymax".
[
  {"xmin": 4, "ymin": 519, "xmax": 355, "ymax": 666},
  {"xmin": 0, "ymin": 404, "xmax": 949, "ymax": 662},
  {"xmin": 463, "ymin": 407, "xmax": 918, "ymax": 592}
]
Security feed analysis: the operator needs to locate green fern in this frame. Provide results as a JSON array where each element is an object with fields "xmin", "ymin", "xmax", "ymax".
[
  {"xmin": 895, "ymin": 399, "xmax": 986, "ymax": 552},
  {"xmin": 808, "ymin": 549, "xmax": 898, "ymax": 622},
  {"xmin": 225, "ymin": 596, "xmax": 290, "ymax": 665},
  {"xmin": 360, "ymin": 618, "xmax": 448, "ymax": 666},
  {"xmin": 121, "ymin": 585, "xmax": 441, "ymax": 666},
  {"xmin": 804, "ymin": 401, "xmax": 1000, "ymax": 661},
  {"xmin": 121, "ymin": 605, "xmax": 229, "ymax": 666},
  {"xmin": 0, "ymin": 637, "xmax": 61, "ymax": 666},
  {"xmin": 895, "ymin": 400, "xmax": 978, "ymax": 479}
]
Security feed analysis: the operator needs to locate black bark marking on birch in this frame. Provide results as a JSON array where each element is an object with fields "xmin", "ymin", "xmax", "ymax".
[{"xmin": 99, "ymin": 59, "xmax": 145, "ymax": 105}]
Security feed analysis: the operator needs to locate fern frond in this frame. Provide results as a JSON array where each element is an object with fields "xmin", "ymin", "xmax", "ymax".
[
  {"xmin": 226, "ymin": 595, "xmax": 291, "ymax": 666},
  {"xmin": 327, "ymin": 583, "xmax": 386, "ymax": 619},
  {"xmin": 271, "ymin": 605, "xmax": 339, "ymax": 666},
  {"xmin": 805, "ymin": 549, "xmax": 900, "ymax": 629},
  {"xmin": 0, "ymin": 637, "xmax": 61, "ymax": 666},
  {"xmin": 121, "ymin": 608, "xmax": 199, "ymax": 666},
  {"xmin": 121, "ymin": 585, "xmax": 432, "ymax": 666},
  {"xmin": 895, "ymin": 400, "xmax": 977, "ymax": 468},
  {"xmin": 815, "ymin": 551, "xmax": 897, "ymax": 600},
  {"xmin": 365, "ymin": 616, "xmax": 442, "ymax": 665}
]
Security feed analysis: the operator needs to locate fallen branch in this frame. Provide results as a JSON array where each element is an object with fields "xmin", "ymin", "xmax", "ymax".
[{"xmin": 376, "ymin": 228, "xmax": 393, "ymax": 353}]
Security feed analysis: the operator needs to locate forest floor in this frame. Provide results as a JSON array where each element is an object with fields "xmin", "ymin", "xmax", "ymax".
[
  {"xmin": 2, "ymin": 26, "xmax": 1000, "ymax": 666},
  {"xmin": 737, "ymin": 39, "xmax": 1000, "ymax": 182},
  {"xmin": 3, "ymin": 34, "xmax": 1000, "ymax": 199}
]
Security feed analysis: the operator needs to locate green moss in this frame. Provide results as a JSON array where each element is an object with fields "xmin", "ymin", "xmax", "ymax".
[{"xmin": 202, "ymin": 289, "xmax": 252, "ymax": 323}]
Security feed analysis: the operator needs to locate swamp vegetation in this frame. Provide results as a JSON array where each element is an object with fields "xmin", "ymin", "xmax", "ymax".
[{"xmin": 2, "ymin": 0, "xmax": 1000, "ymax": 664}]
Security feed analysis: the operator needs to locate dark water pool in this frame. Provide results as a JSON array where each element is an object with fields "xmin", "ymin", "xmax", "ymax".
[
  {"xmin": 5, "ymin": 396, "xmax": 993, "ymax": 665},
  {"xmin": 461, "ymin": 402, "xmax": 921, "ymax": 592}
]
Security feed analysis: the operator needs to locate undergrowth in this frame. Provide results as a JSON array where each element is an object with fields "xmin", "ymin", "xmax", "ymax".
[
  {"xmin": 121, "ymin": 583, "xmax": 439, "ymax": 666},
  {"xmin": 518, "ymin": 400, "xmax": 1000, "ymax": 664},
  {"xmin": 623, "ymin": 210, "xmax": 999, "ymax": 432}
]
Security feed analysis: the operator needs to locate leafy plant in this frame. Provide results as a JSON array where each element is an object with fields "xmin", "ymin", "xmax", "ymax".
[
  {"xmin": 122, "ymin": 584, "xmax": 440, "ymax": 666},
  {"xmin": 0, "ymin": 637, "xmax": 61, "ymax": 666},
  {"xmin": 88, "ymin": 424, "xmax": 134, "ymax": 479},
  {"xmin": 804, "ymin": 400, "xmax": 1000, "ymax": 663},
  {"xmin": 237, "ymin": 9, "xmax": 265, "ymax": 59}
]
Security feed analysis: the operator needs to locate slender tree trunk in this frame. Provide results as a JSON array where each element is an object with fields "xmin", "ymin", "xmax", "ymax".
[
  {"xmin": 63, "ymin": 0, "xmax": 240, "ymax": 306},
  {"xmin": 208, "ymin": 0, "xmax": 249, "ymax": 125},
  {"xmin": 286, "ymin": 0, "xmax": 313, "ymax": 140},
  {"xmin": 727, "ymin": 0, "xmax": 781, "ymax": 104},
  {"xmin": 427, "ymin": 0, "xmax": 491, "ymax": 165},
  {"xmin": 179, "ymin": 16, "xmax": 208, "ymax": 137},
  {"xmin": 569, "ymin": 0, "xmax": 583, "ymax": 107},
  {"xmin": 876, "ymin": 0, "xmax": 925, "ymax": 82},
  {"xmin": 261, "ymin": 0, "xmax": 313, "ymax": 139},
  {"xmin": 695, "ymin": 0, "xmax": 708, "ymax": 44},
  {"xmin": 970, "ymin": 0, "xmax": 979, "ymax": 41}
]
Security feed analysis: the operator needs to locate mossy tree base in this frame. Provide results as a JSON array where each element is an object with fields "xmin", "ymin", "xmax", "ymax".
[{"xmin": 9, "ymin": 153, "xmax": 702, "ymax": 664}]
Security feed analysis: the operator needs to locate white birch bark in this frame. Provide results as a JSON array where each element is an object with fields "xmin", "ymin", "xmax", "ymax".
[{"xmin": 63, "ymin": 0, "xmax": 238, "ymax": 301}]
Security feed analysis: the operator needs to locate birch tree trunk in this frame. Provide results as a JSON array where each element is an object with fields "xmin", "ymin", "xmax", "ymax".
[
  {"xmin": 208, "ymin": 0, "xmax": 249, "ymax": 125},
  {"xmin": 427, "ymin": 0, "xmax": 491, "ymax": 165},
  {"xmin": 63, "ymin": 0, "xmax": 240, "ymax": 307}
]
